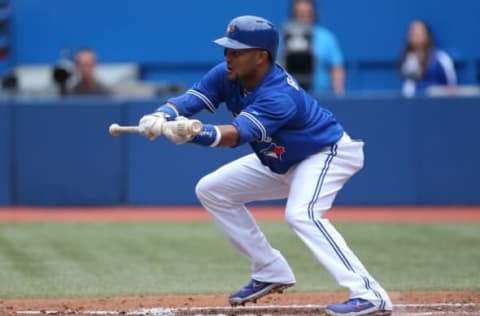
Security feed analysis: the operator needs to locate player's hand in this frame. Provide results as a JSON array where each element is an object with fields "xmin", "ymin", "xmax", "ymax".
[
  {"xmin": 138, "ymin": 112, "xmax": 167, "ymax": 141},
  {"xmin": 162, "ymin": 117, "xmax": 194, "ymax": 145},
  {"xmin": 138, "ymin": 104, "xmax": 180, "ymax": 141}
]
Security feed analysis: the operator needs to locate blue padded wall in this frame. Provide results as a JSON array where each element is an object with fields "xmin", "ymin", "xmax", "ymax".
[
  {"xmin": 2, "ymin": 96, "xmax": 479, "ymax": 205},
  {"xmin": 414, "ymin": 97, "xmax": 480, "ymax": 204},
  {"xmin": 0, "ymin": 103, "xmax": 11, "ymax": 205},
  {"xmin": 326, "ymin": 97, "xmax": 418, "ymax": 204},
  {"xmin": 12, "ymin": 99, "xmax": 126, "ymax": 205}
]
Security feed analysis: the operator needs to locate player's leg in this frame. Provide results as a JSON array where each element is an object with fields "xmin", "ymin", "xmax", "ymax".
[
  {"xmin": 195, "ymin": 153, "xmax": 295, "ymax": 304},
  {"xmin": 284, "ymin": 133, "xmax": 392, "ymax": 315}
]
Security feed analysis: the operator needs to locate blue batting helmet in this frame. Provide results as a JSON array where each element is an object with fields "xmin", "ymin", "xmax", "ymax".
[{"xmin": 213, "ymin": 15, "xmax": 279, "ymax": 62}]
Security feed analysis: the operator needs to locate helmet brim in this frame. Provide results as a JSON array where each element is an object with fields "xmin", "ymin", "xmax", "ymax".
[{"xmin": 213, "ymin": 37, "xmax": 257, "ymax": 50}]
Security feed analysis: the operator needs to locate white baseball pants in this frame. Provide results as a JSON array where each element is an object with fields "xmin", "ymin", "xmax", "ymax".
[{"xmin": 195, "ymin": 133, "xmax": 392, "ymax": 310}]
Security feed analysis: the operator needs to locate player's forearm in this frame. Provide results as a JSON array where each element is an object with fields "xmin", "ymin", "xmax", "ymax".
[
  {"xmin": 188, "ymin": 124, "xmax": 239, "ymax": 147},
  {"xmin": 165, "ymin": 102, "xmax": 180, "ymax": 115},
  {"xmin": 217, "ymin": 125, "xmax": 240, "ymax": 147}
]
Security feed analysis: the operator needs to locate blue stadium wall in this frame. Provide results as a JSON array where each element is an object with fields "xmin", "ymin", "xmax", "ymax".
[
  {"xmin": 1, "ymin": 96, "xmax": 479, "ymax": 206},
  {"xmin": 11, "ymin": 0, "xmax": 480, "ymax": 90}
]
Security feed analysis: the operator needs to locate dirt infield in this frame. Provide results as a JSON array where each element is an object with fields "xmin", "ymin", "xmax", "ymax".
[
  {"xmin": 1, "ymin": 206, "xmax": 480, "ymax": 223},
  {"xmin": 1, "ymin": 206, "xmax": 479, "ymax": 315},
  {"xmin": 2, "ymin": 291, "xmax": 480, "ymax": 315}
]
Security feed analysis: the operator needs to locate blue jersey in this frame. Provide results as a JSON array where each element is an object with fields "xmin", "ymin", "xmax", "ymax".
[{"xmin": 168, "ymin": 62, "xmax": 344, "ymax": 174}]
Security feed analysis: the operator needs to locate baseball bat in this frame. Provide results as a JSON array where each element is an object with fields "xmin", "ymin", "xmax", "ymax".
[{"xmin": 108, "ymin": 119, "xmax": 203, "ymax": 137}]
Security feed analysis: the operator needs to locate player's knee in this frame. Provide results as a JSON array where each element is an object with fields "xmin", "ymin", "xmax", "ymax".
[
  {"xmin": 285, "ymin": 210, "xmax": 302, "ymax": 228},
  {"xmin": 195, "ymin": 176, "xmax": 209, "ymax": 202},
  {"xmin": 285, "ymin": 208, "xmax": 327, "ymax": 228},
  {"xmin": 195, "ymin": 174, "xmax": 219, "ymax": 203}
]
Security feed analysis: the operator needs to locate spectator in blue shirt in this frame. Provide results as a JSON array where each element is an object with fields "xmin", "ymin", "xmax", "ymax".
[
  {"xmin": 399, "ymin": 20, "xmax": 457, "ymax": 97},
  {"xmin": 282, "ymin": 0, "xmax": 345, "ymax": 96}
]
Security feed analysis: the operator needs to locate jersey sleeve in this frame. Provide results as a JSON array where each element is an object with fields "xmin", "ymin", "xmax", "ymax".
[
  {"xmin": 232, "ymin": 94, "xmax": 297, "ymax": 145},
  {"xmin": 167, "ymin": 62, "xmax": 227, "ymax": 117}
]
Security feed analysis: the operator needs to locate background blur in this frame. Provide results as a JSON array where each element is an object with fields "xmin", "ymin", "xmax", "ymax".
[
  {"xmin": 5, "ymin": 0, "xmax": 480, "ymax": 90},
  {"xmin": 0, "ymin": 0, "xmax": 479, "ymax": 206}
]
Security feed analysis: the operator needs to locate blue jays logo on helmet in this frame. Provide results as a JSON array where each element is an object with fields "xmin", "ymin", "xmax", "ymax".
[{"xmin": 213, "ymin": 15, "xmax": 279, "ymax": 62}]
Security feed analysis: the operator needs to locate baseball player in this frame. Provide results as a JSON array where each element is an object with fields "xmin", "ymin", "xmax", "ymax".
[{"xmin": 138, "ymin": 15, "xmax": 392, "ymax": 316}]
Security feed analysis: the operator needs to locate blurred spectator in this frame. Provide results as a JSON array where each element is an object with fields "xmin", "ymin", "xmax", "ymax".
[
  {"xmin": 53, "ymin": 48, "xmax": 75, "ymax": 96},
  {"xmin": 282, "ymin": 0, "xmax": 345, "ymax": 95},
  {"xmin": 69, "ymin": 48, "xmax": 111, "ymax": 96},
  {"xmin": 1, "ymin": 71, "xmax": 18, "ymax": 94},
  {"xmin": 399, "ymin": 20, "xmax": 457, "ymax": 97}
]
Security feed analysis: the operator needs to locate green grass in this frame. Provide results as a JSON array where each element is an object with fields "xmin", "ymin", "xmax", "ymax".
[{"xmin": 0, "ymin": 222, "xmax": 479, "ymax": 298}]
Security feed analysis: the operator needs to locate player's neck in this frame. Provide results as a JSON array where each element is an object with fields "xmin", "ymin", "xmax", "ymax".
[{"xmin": 241, "ymin": 63, "xmax": 272, "ymax": 91}]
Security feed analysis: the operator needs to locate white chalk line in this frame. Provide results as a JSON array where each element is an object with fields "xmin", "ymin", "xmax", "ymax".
[{"xmin": 15, "ymin": 303, "xmax": 478, "ymax": 315}]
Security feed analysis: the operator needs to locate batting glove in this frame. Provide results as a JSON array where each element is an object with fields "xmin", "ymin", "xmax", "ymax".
[
  {"xmin": 162, "ymin": 117, "xmax": 194, "ymax": 145},
  {"xmin": 138, "ymin": 104, "xmax": 179, "ymax": 141},
  {"xmin": 138, "ymin": 112, "xmax": 167, "ymax": 141}
]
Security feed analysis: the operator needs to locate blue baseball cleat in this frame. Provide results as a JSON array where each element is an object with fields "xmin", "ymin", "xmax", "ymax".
[
  {"xmin": 228, "ymin": 279, "xmax": 294, "ymax": 306},
  {"xmin": 325, "ymin": 298, "xmax": 392, "ymax": 316}
]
